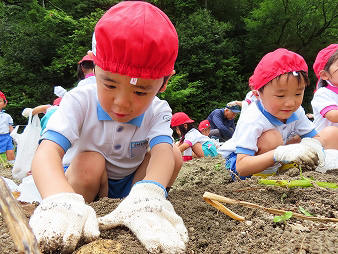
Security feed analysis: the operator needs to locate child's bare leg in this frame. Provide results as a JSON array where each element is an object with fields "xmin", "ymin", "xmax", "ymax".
[
  {"xmin": 133, "ymin": 145, "xmax": 183, "ymax": 188},
  {"xmin": 66, "ymin": 151, "xmax": 108, "ymax": 203},
  {"xmin": 286, "ymin": 135, "xmax": 301, "ymax": 144},
  {"xmin": 256, "ymin": 129, "xmax": 283, "ymax": 155},
  {"xmin": 318, "ymin": 126, "xmax": 338, "ymax": 149},
  {"xmin": 6, "ymin": 149, "xmax": 15, "ymax": 161},
  {"xmin": 192, "ymin": 142, "xmax": 204, "ymax": 158}
]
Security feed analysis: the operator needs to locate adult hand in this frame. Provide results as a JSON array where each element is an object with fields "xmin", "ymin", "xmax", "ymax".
[
  {"xmin": 29, "ymin": 193, "xmax": 100, "ymax": 253},
  {"xmin": 22, "ymin": 108, "xmax": 33, "ymax": 118},
  {"xmin": 274, "ymin": 143, "xmax": 319, "ymax": 169},
  {"xmin": 98, "ymin": 181, "xmax": 188, "ymax": 253}
]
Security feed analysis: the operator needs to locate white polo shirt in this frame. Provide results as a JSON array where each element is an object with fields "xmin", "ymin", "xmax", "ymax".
[
  {"xmin": 42, "ymin": 83, "xmax": 173, "ymax": 179},
  {"xmin": 311, "ymin": 86, "xmax": 338, "ymax": 132},
  {"xmin": 218, "ymin": 101, "xmax": 317, "ymax": 159},
  {"xmin": 184, "ymin": 128, "xmax": 211, "ymax": 146},
  {"xmin": 0, "ymin": 110, "xmax": 13, "ymax": 134}
]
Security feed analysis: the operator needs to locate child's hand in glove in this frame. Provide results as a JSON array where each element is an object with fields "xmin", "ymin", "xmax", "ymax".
[
  {"xmin": 29, "ymin": 193, "xmax": 100, "ymax": 253},
  {"xmin": 98, "ymin": 181, "xmax": 189, "ymax": 254},
  {"xmin": 300, "ymin": 138, "xmax": 325, "ymax": 168},
  {"xmin": 22, "ymin": 108, "xmax": 33, "ymax": 118},
  {"xmin": 274, "ymin": 142, "xmax": 319, "ymax": 170}
]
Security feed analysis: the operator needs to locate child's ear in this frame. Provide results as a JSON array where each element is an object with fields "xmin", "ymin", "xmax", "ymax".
[{"xmin": 319, "ymin": 70, "xmax": 330, "ymax": 80}]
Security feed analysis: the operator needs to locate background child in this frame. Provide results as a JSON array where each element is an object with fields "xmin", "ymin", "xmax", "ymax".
[
  {"xmin": 77, "ymin": 53, "xmax": 96, "ymax": 87},
  {"xmin": 171, "ymin": 112, "xmax": 218, "ymax": 160},
  {"xmin": 0, "ymin": 91, "xmax": 15, "ymax": 165},
  {"xmin": 218, "ymin": 48, "xmax": 338, "ymax": 181},
  {"xmin": 311, "ymin": 44, "xmax": 338, "ymax": 132},
  {"xmin": 198, "ymin": 119, "xmax": 211, "ymax": 136},
  {"xmin": 29, "ymin": 2, "xmax": 188, "ymax": 253}
]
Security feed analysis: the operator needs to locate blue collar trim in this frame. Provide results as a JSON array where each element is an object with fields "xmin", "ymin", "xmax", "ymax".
[
  {"xmin": 97, "ymin": 103, "xmax": 144, "ymax": 127},
  {"xmin": 257, "ymin": 101, "xmax": 298, "ymax": 126}
]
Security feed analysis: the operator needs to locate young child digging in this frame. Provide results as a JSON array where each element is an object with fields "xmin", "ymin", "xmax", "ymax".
[
  {"xmin": 171, "ymin": 112, "xmax": 218, "ymax": 161},
  {"xmin": 29, "ymin": 2, "xmax": 188, "ymax": 253},
  {"xmin": 0, "ymin": 91, "xmax": 15, "ymax": 165},
  {"xmin": 218, "ymin": 48, "xmax": 338, "ymax": 180}
]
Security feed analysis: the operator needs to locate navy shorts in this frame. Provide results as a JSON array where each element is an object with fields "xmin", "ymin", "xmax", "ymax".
[
  {"xmin": 225, "ymin": 152, "xmax": 251, "ymax": 181},
  {"xmin": 0, "ymin": 133, "xmax": 14, "ymax": 153}
]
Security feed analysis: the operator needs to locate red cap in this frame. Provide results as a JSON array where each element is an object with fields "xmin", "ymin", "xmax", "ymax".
[
  {"xmin": 78, "ymin": 54, "xmax": 93, "ymax": 64},
  {"xmin": 313, "ymin": 44, "xmax": 338, "ymax": 89},
  {"xmin": 53, "ymin": 97, "xmax": 62, "ymax": 106},
  {"xmin": 198, "ymin": 120, "xmax": 210, "ymax": 131},
  {"xmin": 0, "ymin": 91, "xmax": 7, "ymax": 102},
  {"xmin": 92, "ymin": 1, "xmax": 178, "ymax": 79},
  {"xmin": 171, "ymin": 112, "xmax": 194, "ymax": 127},
  {"xmin": 252, "ymin": 48, "xmax": 308, "ymax": 90},
  {"xmin": 248, "ymin": 75, "xmax": 254, "ymax": 88}
]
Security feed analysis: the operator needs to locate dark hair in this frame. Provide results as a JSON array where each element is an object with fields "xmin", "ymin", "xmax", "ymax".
[
  {"xmin": 77, "ymin": 61, "xmax": 95, "ymax": 80},
  {"xmin": 175, "ymin": 123, "xmax": 197, "ymax": 144},
  {"xmin": 318, "ymin": 50, "xmax": 338, "ymax": 88},
  {"xmin": 259, "ymin": 71, "xmax": 310, "ymax": 93}
]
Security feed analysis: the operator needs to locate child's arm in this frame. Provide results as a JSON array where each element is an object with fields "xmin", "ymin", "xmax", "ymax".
[
  {"xmin": 323, "ymin": 109, "xmax": 338, "ymax": 123},
  {"xmin": 178, "ymin": 142, "xmax": 190, "ymax": 153},
  {"xmin": 8, "ymin": 125, "xmax": 14, "ymax": 133},
  {"xmin": 236, "ymin": 151, "xmax": 275, "ymax": 176},
  {"xmin": 31, "ymin": 140, "xmax": 74, "ymax": 198}
]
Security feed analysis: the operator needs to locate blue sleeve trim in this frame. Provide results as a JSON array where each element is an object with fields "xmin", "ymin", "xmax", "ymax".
[
  {"xmin": 40, "ymin": 130, "xmax": 71, "ymax": 153},
  {"xmin": 133, "ymin": 180, "xmax": 168, "ymax": 198},
  {"xmin": 149, "ymin": 135, "xmax": 173, "ymax": 149},
  {"xmin": 300, "ymin": 129, "xmax": 317, "ymax": 138},
  {"xmin": 236, "ymin": 147, "xmax": 255, "ymax": 156}
]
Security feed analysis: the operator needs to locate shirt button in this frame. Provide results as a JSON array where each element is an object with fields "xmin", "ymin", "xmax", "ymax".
[
  {"xmin": 117, "ymin": 126, "xmax": 124, "ymax": 132},
  {"xmin": 114, "ymin": 144, "xmax": 121, "ymax": 150}
]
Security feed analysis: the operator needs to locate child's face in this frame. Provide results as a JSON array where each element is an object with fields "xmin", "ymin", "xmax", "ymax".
[
  {"xmin": 0, "ymin": 98, "xmax": 6, "ymax": 110},
  {"xmin": 95, "ymin": 66, "xmax": 167, "ymax": 122},
  {"xmin": 259, "ymin": 74, "xmax": 305, "ymax": 123},
  {"xmin": 324, "ymin": 59, "xmax": 338, "ymax": 86}
]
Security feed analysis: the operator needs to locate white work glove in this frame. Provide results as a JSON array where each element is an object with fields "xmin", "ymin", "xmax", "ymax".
[
  {"xmin": 54, "ymin": 86, "xmax": 67, "ymax": 97},
  {"xmin": 274, "ymin": 143, "xmax": 319, "ymax": 170},
  {"xmin": 227, "ymin": 101, "xmax": 238, "ymax": 107},
  {"xmin": 98, "ymin": 181, "xmax": 188, "ymax": 253},
  {"xmin": 300, "ymin": 137, "xmax": 325, "ymax": 168},
  {"xmin": 29, "ymin": 193, "xmax": 100, "ymax": 253},
  {"xmin": 22, "ymin": 108, "xmax": 33, "ymax": 118}
]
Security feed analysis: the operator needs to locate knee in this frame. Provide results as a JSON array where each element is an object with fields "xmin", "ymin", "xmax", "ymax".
[
  {"xmin": 173, "ymin": 145, "xmax": 183, "ymax": 169},
  {"xmin": 318, "ymin": 126, "xmax": 338, "ymax": 149},
  {"xmin": 257, "ymin": 129, "xmax": 283, "ymax": 154}
]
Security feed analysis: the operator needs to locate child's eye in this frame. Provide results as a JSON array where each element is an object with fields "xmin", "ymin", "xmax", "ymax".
[
  {"xmin": 104, "ymin": 84, "xmax": 116, "ymax": 89},
  {"xmin": 276, "ymin": 95, "xmax": 284, "ymax": 98},
  {"xmin": 134, "ymin": 91, "xmax": 147, "ymax": 96}
]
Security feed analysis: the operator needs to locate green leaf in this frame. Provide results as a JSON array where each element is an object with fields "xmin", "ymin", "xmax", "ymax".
[{"xmin": 299, "ymin": 206, "xmax": 314, "ymax": 217}]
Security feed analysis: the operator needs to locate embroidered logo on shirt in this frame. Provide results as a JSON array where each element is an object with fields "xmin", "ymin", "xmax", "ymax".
[{"xmin": 163, "ymin": 115, "xmax": 171, "ymax": 122}]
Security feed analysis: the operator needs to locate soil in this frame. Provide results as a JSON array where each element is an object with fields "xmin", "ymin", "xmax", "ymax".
[{"xmin": 1, "ymin": 155, "xmax": 338, "ymax": 253}]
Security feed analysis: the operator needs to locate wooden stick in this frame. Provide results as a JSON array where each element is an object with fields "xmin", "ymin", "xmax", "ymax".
[
  {"xmin": 0, "ymin": 177, "xmax": 41, "ymax": 253},
  {"xmin": 203, "ymin": 191, "xmax": 338, "ymax": 223}
]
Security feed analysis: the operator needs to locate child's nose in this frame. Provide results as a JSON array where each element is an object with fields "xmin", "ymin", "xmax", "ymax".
[{"xmin": 114, "ymin": 93, "xmax": 131, "ymax": 108}]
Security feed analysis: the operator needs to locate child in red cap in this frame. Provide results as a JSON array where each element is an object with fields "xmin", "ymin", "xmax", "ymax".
[
  {"xmin": 171, "ymin": 113, "xmax": 218, "ymax": 161},
  {"xmin": 218, "ymin": 48, "xmax": 338, "ymax": 181},
  {"xmin": 198, "ymin": 119, "xmax": 211, "ymax": 136},
  {"xmin": 29, "ymin": 2, "xmax": 187, "ymax": 253},
  {"xmin": 77, "ymin": 53, "xmax": 96, "ymax": 87},
  {"xmin": 311, "ymin": 44, "xmax": 338, "ymax": 132},
  {"xmin": 0, "ymin": 91, "xmax": 15, "ymax": 165}
]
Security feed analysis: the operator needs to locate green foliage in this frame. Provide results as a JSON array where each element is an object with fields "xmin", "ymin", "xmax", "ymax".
[{"xmin": 299, "ymin": 206, "xmax": 314, "ymax": 217}]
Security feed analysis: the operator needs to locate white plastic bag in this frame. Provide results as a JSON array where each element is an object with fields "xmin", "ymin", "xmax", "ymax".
[{"xmin": 11, "ymin": 112, "xmax": 41, "ymax": 180}]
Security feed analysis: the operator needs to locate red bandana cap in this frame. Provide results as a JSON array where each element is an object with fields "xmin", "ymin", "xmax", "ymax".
[
  {"xmin": 313, "ymin": 44, "xmax": 338, "ymax": 89},
  {"xmin": 78, "ymin": 54, "xmax": 93, "ymax": 64},
  {"xmin": 171, "ymin": 112, "xmax": 194, "ymax": 127},
  {"xmin": 198, "ymin": 120, "xmax": 210, "ymax": 131},
  {"xmin": 252, "ymin": 48, "xmax": 308, "ymax": 91},
  {"xmin": 0, "ymin": 91, "xmax": 7, "ymax": 102},
  {"xmin": 92, "ymin": 1, "xmax": 178, "ymax": 80}
]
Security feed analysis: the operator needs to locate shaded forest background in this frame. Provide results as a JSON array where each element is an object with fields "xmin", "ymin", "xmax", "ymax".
[{"xmin": 1, "ymin": 0, "xmax": 337, "ymax": 125}]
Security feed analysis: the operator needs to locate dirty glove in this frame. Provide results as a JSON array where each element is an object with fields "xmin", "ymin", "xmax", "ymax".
[
  {"xmin": 29, "ymin": 193, "xmax": 100, "ymax": 253},
  {"xmin": 54, "ymin": 86, "xmax": 67, "ymax": 97},
  {"xmin": 300, "ymin": 138, "xmax": 325, "ymax": 168},
  {"xmin": 22, "ymin": 108, "xmax": 33, "ymax": 118},
  {"xmin": 227, "ymin": 101, "xmax": 238, "ymax": 107},
  {"xmin": 98, "ymin": 181, "xmax": 188, "ymax": 253},
  {"xmin": 274, "ymin": 143, "xmax": 319, "ymax": 169}
]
